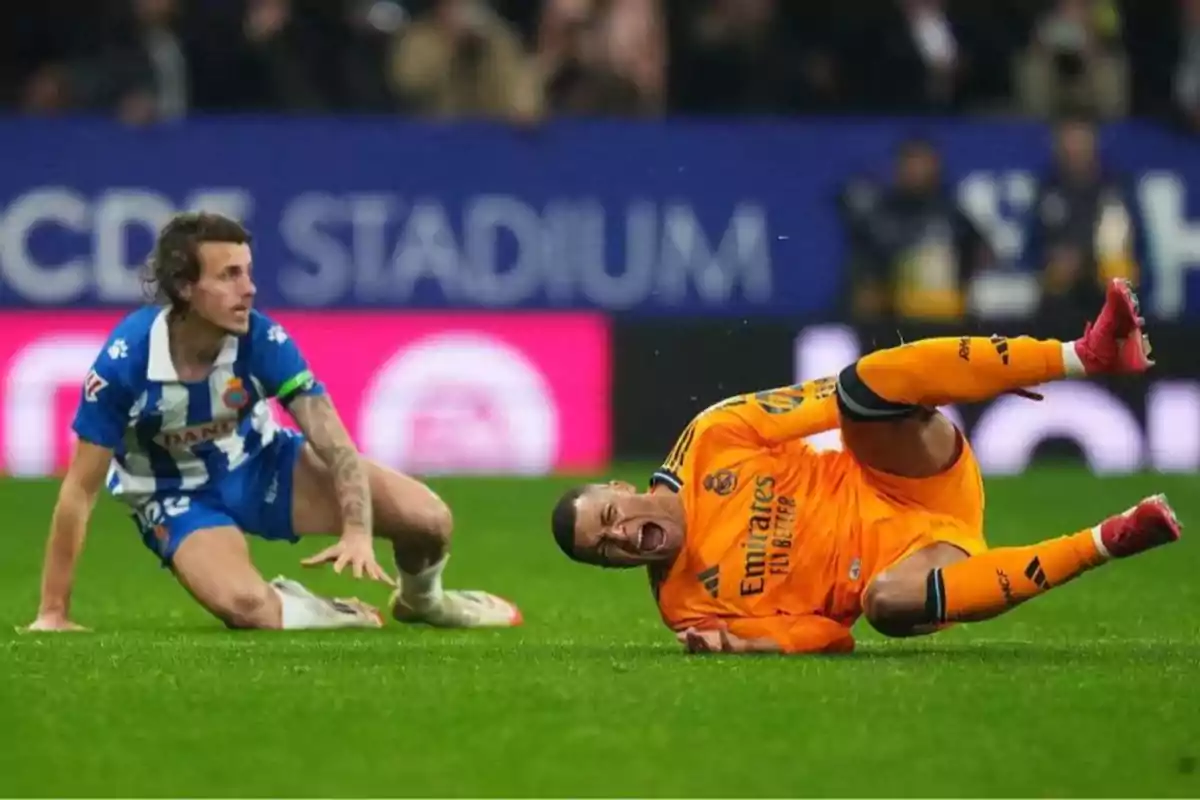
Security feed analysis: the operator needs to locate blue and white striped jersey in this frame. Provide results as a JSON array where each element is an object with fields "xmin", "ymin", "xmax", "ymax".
[{"xmin": 71, "ymin": 306, "xmax": 325, "ymax": 508}]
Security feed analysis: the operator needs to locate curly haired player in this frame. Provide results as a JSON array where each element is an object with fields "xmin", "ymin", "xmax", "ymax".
[
  {"xmin": 550, "ymin": 279, "xmax": 1181, "ymax": 654},
  {"xmin": 27, "ymin": 212, "xmax": 521, "ymax": 633}
]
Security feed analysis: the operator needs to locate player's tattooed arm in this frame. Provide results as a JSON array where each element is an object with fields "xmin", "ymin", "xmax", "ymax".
[{"xmin": 288, "ymin": 394, "xmax": 373, "ymax": 534}]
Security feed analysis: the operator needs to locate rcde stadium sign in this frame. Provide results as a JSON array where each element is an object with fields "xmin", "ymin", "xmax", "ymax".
[{"xmin": 3, "ymin": 120, "xmax": 1200, "ymax": 318}]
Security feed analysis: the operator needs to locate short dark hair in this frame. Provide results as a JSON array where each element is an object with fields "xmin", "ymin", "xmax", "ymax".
[
  {"xmin": 550, "ymin": 485, "xmax": 588, "ymax": 561},
  {"xmin": 144, "ymin": 212, "xmax": 251, "ymax": 311}
]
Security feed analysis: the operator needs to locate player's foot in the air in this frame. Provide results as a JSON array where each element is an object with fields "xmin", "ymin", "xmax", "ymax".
[
  {"xmin": 1094, "ymin": 494, "xmax": 1182, "ymax": 559},
  {"xmin": 1074, "ymin": 278, "xmax": 1153, "ymax": 375},
  {"xmin": 390, "ymin": 589, "xmax": 523, "ymax": 628}
]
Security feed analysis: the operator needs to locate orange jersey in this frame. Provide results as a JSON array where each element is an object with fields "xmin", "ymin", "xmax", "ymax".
[{"xmin": 648, "ymin": 379, "xmax": 987, "ymax": 654}]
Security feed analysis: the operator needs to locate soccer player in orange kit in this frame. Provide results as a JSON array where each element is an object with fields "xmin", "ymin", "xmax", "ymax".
[{"xmin": 550, "ymin": 279, "xmax": 1183, "ymax": 654}]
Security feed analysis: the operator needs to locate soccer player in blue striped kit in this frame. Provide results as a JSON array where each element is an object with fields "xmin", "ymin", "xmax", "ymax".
[{"xmin": 26, "ymin": 212, "xmax": 522, "ymax": 632}]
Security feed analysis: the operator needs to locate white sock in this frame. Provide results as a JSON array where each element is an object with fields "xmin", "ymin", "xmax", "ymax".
[
  {"xmin": 398, "ymin": 553, "xmax": 448, "ymax": 612},
  {"xmin": 1090, "ymin": 524, "xmax": 1114, "ymax": 561},
  {"xmin": 270, "ymin": 578, "xmax": 376, "ymax": 629},
  {"xmin": 1062, "ymin": 341, "xmax": 1087, "ymax": 377}
]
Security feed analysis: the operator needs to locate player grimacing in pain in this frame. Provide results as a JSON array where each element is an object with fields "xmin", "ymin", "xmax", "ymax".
[{"xmin": 551, "ymin": 279, "xmax": 1182, "ymax": 654}]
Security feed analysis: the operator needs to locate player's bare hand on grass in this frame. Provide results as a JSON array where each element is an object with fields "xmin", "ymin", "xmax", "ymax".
[
  {"xmin": 301, "ymin": 530, "xmax": 395, "ymax": 585},
  {"xmin": 677, "ymin": 624, "xmax": 750, "ymax": 654},
  {"xmin": 21, "ymin": 614, "xmax": 88, "ymax": 633}
]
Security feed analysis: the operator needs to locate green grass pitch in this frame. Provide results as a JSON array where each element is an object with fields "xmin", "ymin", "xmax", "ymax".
[{"xmin": 1, "ymin": 466, "xmax": 1198, "ymax": 797}]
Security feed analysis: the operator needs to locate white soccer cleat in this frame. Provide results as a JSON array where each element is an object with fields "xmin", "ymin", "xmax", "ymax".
[
  {"xmin": 270, "ymin": 576, "xmax": 318, "ymax": 598},
  {"xmin": 270, "ymin": 576, "xmax": 384, "ymax": 629},
  {"xmin": 390, "ymin": 589, "xmax": 523, "ymax": 628},
  {"xmin": 327, "ymin": 597, "xmax": 385, "ymax": 628}
]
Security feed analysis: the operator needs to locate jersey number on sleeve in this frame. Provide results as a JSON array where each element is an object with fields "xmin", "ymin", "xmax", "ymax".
[{"xmin": 754, "ymin": 378, "xmax": 837, "ymax": 415}]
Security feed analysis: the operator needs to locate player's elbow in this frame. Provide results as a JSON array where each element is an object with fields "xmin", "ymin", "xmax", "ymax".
[
  {"xmin": 51, "ymin": 479, "xmax": 95, "ymax": 533},
  {"xmin": 61, "ymin": 441, "xmax": 112, "ymax": 507},
  {"xmin": 863, "ymin": 574, "xmax": 929, "ymax": 638}
]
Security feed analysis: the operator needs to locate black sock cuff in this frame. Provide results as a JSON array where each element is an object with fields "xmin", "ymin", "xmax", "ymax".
[
  {"xmin": 836, "ymin": 363, "xmax": 918, "ymax": 422},
  {"xmin": 924, "ymin": 568, "xmax": 947, "ymax": 624}
]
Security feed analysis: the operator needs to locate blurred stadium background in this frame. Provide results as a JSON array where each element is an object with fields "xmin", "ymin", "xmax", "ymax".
[{"xmin": 3, "ymin": 0, "xmax": 1200, "ymax": 797}]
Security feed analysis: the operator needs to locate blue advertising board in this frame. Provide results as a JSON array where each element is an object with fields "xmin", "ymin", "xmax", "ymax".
[{"xmin": 2, "ymin": 117, "xmax": 1200, "ymax": 317}]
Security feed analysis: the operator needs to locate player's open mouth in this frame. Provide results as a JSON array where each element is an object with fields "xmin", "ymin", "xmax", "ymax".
[{"xmin": 639, "ymin": 522, "xmax": 665, "ymax": 552}]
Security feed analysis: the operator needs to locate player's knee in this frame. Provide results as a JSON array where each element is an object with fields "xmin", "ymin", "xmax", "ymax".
[
  {"xmin": 418, "ymin": 495, "xmax": 454, "ymax": 545},
  {"xmin": 837, "ymin": 362, "xmax": 916, "ymax": 422},
  {"xmin": 219, "ymin": 585, "xmax": 280, "ymax": 630},
  {"xmin": 863, "ymin": 572, "xmax": 927, "ymax": 637},
  {"xmin": 392, "ymin": 491, "xmax": 453, "ymax": 545}
]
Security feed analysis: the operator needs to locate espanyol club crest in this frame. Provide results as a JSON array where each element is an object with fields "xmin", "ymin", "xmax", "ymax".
[
  {"xmin": 223, "ymin": 377, "xmax": 249, "ymax": 410},
  {"xmin": 83, "ymin": 369, "xmax": 108, "ymax": 402}
]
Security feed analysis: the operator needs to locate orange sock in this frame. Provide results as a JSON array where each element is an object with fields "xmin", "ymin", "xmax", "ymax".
[
  {"xmin": 927, "ymin": 529, "xmax": 1108, "ymax": 623},
  {"xmin": 850, "ymin": 335, "xmax": 1081, "ymax": 409}
]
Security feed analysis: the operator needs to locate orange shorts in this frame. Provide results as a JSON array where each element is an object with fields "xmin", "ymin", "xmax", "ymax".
[{"xmin": 854, "ymin": 434, "xmax": 989, "ymax": 585}]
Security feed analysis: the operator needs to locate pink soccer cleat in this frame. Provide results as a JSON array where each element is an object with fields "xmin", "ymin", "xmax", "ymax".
[
  {"xmin": 1073, "ymin": 278, "xmax": 1153, "ymax": 376},
  {"xmin": 1094, "ymin": 494, "xmax": 1182, "ymax": 559}
]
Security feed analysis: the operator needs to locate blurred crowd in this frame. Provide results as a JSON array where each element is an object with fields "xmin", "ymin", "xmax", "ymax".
[
  {"xmin": 1, "ymin": 0, "xmax": 1195, "ymax": 126},
  {"xmin": 837, "ymin": 115, "xmax": 1137, "ymax": 329},
  {"xmin": 0, "ymin": 0, "xmax": 1182, "ymax": 328}
]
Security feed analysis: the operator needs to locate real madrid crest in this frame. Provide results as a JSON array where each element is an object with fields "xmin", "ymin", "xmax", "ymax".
[{"xmin": 702, "ymin": 469, "xmax": 738, "ymax": 496}]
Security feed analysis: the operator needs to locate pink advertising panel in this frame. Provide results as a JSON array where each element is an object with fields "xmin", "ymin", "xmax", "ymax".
[{"xmin": 0, "ymin": 311, "xmax": 610, "ymax": 477}]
